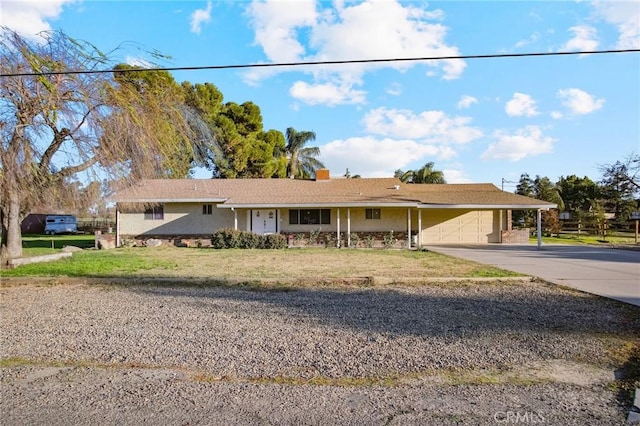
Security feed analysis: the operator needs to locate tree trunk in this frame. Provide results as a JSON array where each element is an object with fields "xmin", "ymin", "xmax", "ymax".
[{"xmin": 0, "ymin": 189, "xmax": 23, "ymax": 260}]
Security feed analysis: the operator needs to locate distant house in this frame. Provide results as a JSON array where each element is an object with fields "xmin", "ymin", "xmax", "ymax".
[
  {"xmin": 112, "ymin": 170, "xmax": 555, "ymax": 247},
  {"xmin": 21, "ymin": 214, "xmax": 47, "ymax": 234}
]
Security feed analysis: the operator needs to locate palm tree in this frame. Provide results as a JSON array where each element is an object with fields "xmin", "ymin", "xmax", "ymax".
[
  {"xmin": 285, "ymin": 127, "xmax": 325, "ymax": 179},
  {"xmin": 398, "ymin": 162, "xmax": 446, "ymax": 184}
]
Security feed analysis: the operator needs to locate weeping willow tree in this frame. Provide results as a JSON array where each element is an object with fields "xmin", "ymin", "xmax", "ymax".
[{"xmin": 0, "ymin": 28, "xmax": 207, "ymax": 259}]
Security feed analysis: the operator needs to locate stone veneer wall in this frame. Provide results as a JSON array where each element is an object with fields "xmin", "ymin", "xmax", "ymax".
[
  {"xmin": 288, "ymin": 231, "xmax": 412, "ymax": 249},
  {"xmin": 95, "ymin": 231, "xmax": 116, "ymax": 249},
  {"xmin": 500, "ymin": 228, "xmax": 530, "ymax": 244}
]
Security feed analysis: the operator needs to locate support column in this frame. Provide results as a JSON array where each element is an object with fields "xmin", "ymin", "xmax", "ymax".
[
  {"xmin": 276, "ymin": 209, "xmax": 280, "ymax": 233},
  {"xmin": 347, "ymin": 209, "xmax": 351, "ymax": 248},
  {"xmin": 233, "ymin": 208, "xmax": 238, "ymax": 230},
  {"xmin": 246, "ymin": 210, "xmax": 251, "ymax": 232},
  {"xmin": 407, "ymin": 208, "xmax": 412, "ymax": 249},
  {"xmin": 537, "ymin": 209, "xmax": 542, "ymax": 250},
  {"xmin": 337, "ymin": 208, "xmax": 341, "ymax": 248},
  {"xmin": 499, "ymin": 210, "xmax": 503, "ymax": 243},
  {"xmin": 418, "ymin": 209, "xmax": 422, "ymax": 248}
]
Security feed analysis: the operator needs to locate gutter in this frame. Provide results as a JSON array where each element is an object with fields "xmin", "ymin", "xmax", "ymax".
[
  {"xmin": 217, "ymin": 202, "xmax": 419, "ymax": 209},
  {"xmin": 112, "ymin": 198, "xmax": 228, "ymax": 203},
  {"xmin": 418, "ymin": 204, "xmax": 557, "ymax": 210},
  {"xmin": 218, "ymin": 203, "xmax": 557, "ymax": 210}
]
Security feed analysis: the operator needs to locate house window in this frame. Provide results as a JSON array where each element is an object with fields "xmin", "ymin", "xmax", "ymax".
[
  {"xmin": 144, "ymin": 205, "xmax": 164, "ymax": 220},
  {"xmin": 289, "ymin": 209, "xmax": 330, "ymax": 225},
  {"xmin": 365, "ymin": 208, "xmax": 381, "ymax": 220},
  {"xmin": 202, "ymin": 204, "xmax": 213, "ymax": 215}
]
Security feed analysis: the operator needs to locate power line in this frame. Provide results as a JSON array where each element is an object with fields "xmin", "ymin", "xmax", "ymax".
[{"xmin": 1, "ymin": 48, "xmax": 639, "ymax": 78}]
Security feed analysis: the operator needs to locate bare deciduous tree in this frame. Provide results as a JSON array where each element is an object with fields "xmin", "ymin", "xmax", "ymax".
[{"xmin": 0, "ymin": 28, "xmax": 201, "ymax": 259}]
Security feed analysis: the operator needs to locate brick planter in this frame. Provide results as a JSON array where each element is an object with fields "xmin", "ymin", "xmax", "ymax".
[
  {"xmin": 288, "ymin": 231, "xmax": 411, "ymax": 249},
  {"xmin": 501, "ymin": 228, "xmax": 530, "ymax": 244}
]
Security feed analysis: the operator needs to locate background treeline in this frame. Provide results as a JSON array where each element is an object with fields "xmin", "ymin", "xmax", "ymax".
[
  {"xmin": 115, "ymin": 64, "xmax": 323, "ymax": 180},
  {"xmin": 512, "ymin": 154, "xmax": 640, "ymax": 235}
]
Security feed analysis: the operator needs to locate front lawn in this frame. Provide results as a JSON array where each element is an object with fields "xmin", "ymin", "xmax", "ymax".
[{"xmin": 0, "ymin": 246, "xmax": 518, "ymax": 280}]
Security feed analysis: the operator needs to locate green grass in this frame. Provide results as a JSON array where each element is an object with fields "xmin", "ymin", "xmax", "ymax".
[
  {"xmin": 530, "ymin": 232, "xmax": 638, "ymax": 246},
  {"xmin": 1, "ymin": 250, "xmax": 176, "ymax": 277}
]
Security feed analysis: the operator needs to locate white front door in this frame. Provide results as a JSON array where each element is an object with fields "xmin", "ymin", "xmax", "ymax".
[{"xmin": 252, "ymin": 210, "xmax": 277, "ymax": 235}]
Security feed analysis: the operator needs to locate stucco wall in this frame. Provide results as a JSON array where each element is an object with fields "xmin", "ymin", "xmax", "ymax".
[
  {"xmin": 119, "ymin": 203, "xmax": 237, "ymax": 236},
  {"xmin": 119, "ymin": 204, "xmax": 508, "ymax": 245}
]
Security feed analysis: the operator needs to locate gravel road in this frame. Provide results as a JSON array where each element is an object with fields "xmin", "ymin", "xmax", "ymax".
[{"xmin": 1, "ymin": 279, "xmax": 638, "ymax": 425}]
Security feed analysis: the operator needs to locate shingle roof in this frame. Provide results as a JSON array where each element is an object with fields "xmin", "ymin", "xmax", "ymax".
[{"xmin": 112, "ymin": 178, "xmax": 555, "ymax": 209}]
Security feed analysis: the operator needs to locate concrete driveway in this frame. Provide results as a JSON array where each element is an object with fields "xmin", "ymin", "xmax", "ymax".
[{"xmin": 426, "ymin": 244, "xmax": 640, "ymax": 306}]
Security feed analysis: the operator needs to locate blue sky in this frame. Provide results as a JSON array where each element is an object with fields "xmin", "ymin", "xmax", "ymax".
[{"xmin": 2, "ymin": 0, "xmax": 639, "ymax": 189}]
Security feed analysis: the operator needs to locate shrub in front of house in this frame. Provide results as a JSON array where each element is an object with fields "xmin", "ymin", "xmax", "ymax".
[
  {"xmin": 211, "ymin": 229, "xmax": 286, "ymax": 249},
  {"xmin": 261, "ymin": 233, "xmax": 287, "ymax": 249}
]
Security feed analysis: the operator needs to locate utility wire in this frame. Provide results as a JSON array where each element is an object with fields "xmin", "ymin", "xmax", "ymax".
[{"xmin": 1, "ymin": 48, "xmax": 639, "ymax": 78}]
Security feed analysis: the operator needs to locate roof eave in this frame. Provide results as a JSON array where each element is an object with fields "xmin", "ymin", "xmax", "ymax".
[
  {"xmin": 418, "ymin": 203, "xmax": 557, "ymax": 210},
  {"xmin": 114, "ymin": 198, "xmax": 228, "ymax": 203},
  {"xmin": 218, "ymin": 202, "xmax": 419, "ymax": 209}
]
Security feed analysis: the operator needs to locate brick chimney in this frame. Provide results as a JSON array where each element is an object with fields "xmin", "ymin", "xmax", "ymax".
[{"xmin": 315, "ymin": 169, "xmax": 330, "ymax": 180}]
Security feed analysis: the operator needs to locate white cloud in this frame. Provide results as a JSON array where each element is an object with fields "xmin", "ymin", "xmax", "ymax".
[
  {"xmin": 457, "ymin": 95, "xmax": 478, "ymax": 109},
  {"xmin": 515, "ymin": 32, "xmax": 540, "ymax": 48},
  {"xmin": 363, "ymin": 107, "xmax": 483, "ymax": 144},
  {"xmin": 246, "ymin": 0, "xmax": 318, "ymax": 62},
  {"xmin": 481, "ymin": 126, "xmax": 555, "ymax": 162},
  {"xmin": 289, "ymin": 81, "xmax": 366, "ymax": 106},
  {"xmin": 443, "ymin": 168, "xmax": 473, "ymax": 183},
  {"xmin": 592, "ymin": 1, "xmax": 640, "ymax": 49},
  {"xmin": 320, "ymin": 136, "xmax": 450, "ymax": 177},
  {"xmin": 310, "ymin": 0, "xmax": 464, "ymax": 79},
  {"xmin": 561, "ymin": 25, "xmax": 598, "ymax": 52},
  {"xmin": 557, "ymin": 88, "xmax": 604, "ymax": 115},
  {"xmin": 245, "ymin": 0, "xmax": 464, "ymax": 105},
  {"xmin": 386, "ymin": 82, "xmax": 402, "ymax": 96},
  {"xmin": 125, "ymin": 56, "xmax": 154, "ymax": 68},
  {"xmin": 190, "ymin": 1, "xmax": 213, "ymax": 34},
  {"xmin": 550, "ymin": 111, "xmax": 563, "ymax": 120},
  {"xmin": 0, "ymin": 0, "xmax": 76, "ymax": 39},
  {"xmin": 505, "ymin": 93, "xmax": 539, "ymax": 117}
]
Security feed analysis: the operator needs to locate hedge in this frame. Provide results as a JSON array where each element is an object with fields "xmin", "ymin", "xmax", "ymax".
[{"xmin": 211, "ymin": 229, "xmax": 287, "ymax": 249}]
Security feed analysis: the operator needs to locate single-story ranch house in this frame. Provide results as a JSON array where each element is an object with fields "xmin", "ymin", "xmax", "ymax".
[{"xmin": 112, "ymin": 169, "xmax": 556, "ymax": 248}]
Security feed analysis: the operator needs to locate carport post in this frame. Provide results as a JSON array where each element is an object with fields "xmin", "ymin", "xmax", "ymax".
[
  {"xmin": 537, "ymin": 209, "xmax": 542, "ymax": 250},
  {"xmin": 347, "ymin": 209, "xmax": 351, "ymax": 248},
  {"xmin": 418, "ymin": 210, "xmax": 422, "ymax": 248},
  {"xmin": 407, "ymin": 208, "xmax": 412, "ymax": 249},
  {"xmin": 337, "ymin": 208, "xmax": 341, "ymax": 248}
]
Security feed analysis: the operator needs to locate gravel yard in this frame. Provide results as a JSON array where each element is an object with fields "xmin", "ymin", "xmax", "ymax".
[{"xmin": 1, "ymin": 279, "xmax": 639, "ymax": 425}]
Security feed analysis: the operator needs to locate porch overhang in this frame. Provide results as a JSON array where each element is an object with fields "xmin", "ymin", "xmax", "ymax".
[{"xmin": 217, "ymin": 202, "xmax": 418, "ymax": 209}]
